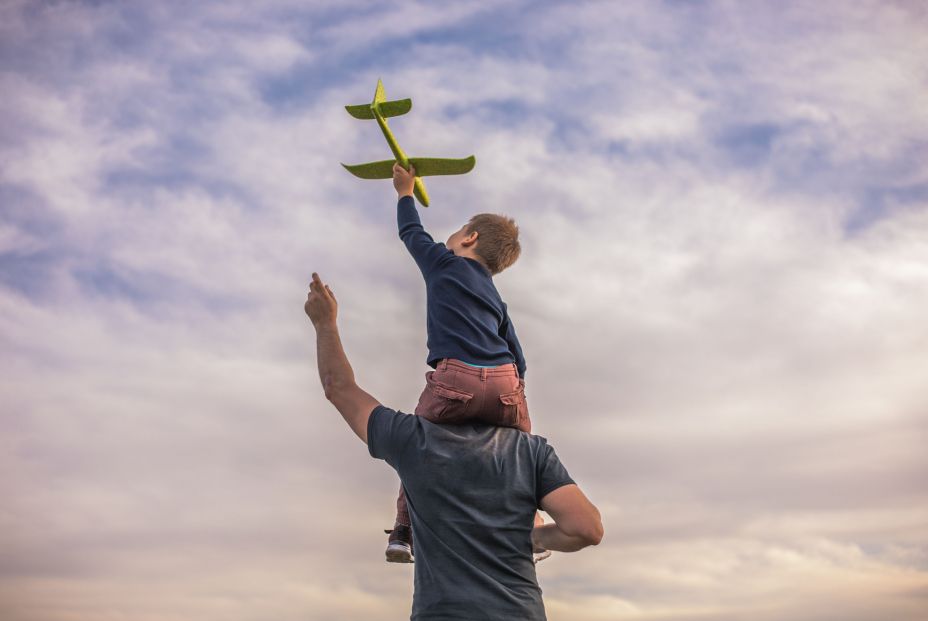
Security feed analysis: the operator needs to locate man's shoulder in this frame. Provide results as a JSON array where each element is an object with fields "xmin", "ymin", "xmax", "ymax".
[
  {"xmin": 467, "ymin": 424, "xmax": 554, "ymax": 461},
  {"xmin": 368, "ymin": 405, "xmax": 417, "ymax": 431},
  {"xmin": 515, "ymin": 428, "xmax": 554, "ymax": 455},
  {"xmin": 367, "ymin": 405, "xmax": 421, "ymax": 463}
]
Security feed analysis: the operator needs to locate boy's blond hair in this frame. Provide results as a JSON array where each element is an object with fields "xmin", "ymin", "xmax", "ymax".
[{"xmin": 466, "ymin": 214, "xmax": 521, "ymax": 275}]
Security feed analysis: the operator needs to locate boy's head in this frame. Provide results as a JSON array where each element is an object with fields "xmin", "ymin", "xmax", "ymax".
[{"xmin": 446, "ymin": 213, "xmax": 521, "ymax": 275}]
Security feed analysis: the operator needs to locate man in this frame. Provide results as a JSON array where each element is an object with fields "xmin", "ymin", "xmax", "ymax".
[{"xmin": 305, "ymin": 272, "xmax": 603, "ymax": 620}]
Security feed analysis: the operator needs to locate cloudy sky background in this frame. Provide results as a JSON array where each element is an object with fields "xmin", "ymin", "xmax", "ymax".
[{"xmin": 2, "ymin": 1, "xmax": 927, "ymax": 619}]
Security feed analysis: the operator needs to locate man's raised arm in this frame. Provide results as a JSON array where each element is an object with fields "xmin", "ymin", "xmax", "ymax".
[{"xmin": 304, "ymin": 272, "xmax": 380, "ymax": 443}]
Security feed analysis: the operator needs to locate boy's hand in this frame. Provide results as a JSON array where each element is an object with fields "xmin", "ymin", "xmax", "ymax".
[
  {"xmin": 393, "ymin": 162, "xmax": 416, "ymax": 198},
  {"xmin": 305, "ymin": 272, "xmax": 338, "ymax": 328}
]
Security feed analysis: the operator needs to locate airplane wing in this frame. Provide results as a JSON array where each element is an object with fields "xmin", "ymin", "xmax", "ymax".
[
  {"xmin": 408, "ymin": 156, "xmax": 476, "ymax": 176},
  {"xmin": 345, "ymin": 98, "xmax": 412, "ymax": 120},
  {"xmin": 342, "ymin": 155, "xmax": 476, "ymax": 179},
  {"xmin": 340, "ymin": 160, "xmax": 395, "ymax": 179}
]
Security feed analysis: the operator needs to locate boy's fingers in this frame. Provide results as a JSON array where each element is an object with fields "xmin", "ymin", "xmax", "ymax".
[
  {"xmin": 325, "ymin": 284, "xmax": 336, "ymax": 301},
  {"xmin": 393, "ymin": 162, "xmax": 415, "ymax": 176}
]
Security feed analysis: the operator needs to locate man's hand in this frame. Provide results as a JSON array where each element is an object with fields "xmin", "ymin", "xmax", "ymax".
[
  {"xmin": 393, "ymin": 162, "xmax": 416, "ymax": 198},
  {"xmin": 305, "ymin": 272, "xmax": 337, "ymax": 328}
]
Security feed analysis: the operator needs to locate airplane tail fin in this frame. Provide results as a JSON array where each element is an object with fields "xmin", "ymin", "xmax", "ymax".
[
  {"xmin": 345, "ymin": 98, "xmax": 412, "ymax": 120},
  {"xmin": 345, "ymin": 78, "xmax": 412, "ymax": 119}
]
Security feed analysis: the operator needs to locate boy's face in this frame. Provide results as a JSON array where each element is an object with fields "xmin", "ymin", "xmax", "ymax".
[{"xmin": 446, "ymin": 224, "xmax": 477, "ymax": 255}]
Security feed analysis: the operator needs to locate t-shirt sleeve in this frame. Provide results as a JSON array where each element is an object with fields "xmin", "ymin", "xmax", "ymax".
[
  {"xmin": 367, "ymin": 405, "xmax": 418, "ymax": 471},
  {"xmin": 397, "ymin": 196, "xmax": 455, "ymax": 277},
  {"xmin": 535, "ymin": 439, "xmax": 575, "ymax": 504}
]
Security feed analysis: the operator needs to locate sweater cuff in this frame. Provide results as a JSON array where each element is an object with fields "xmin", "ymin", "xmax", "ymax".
[{"xmin": 398, "ymin": 195, "xmax": 415, "ymax": 207}]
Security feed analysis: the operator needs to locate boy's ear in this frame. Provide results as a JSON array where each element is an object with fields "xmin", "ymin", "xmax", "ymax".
[{"xmin": 462, "ymin": 231, "xmax": 479, "ymax": 247}]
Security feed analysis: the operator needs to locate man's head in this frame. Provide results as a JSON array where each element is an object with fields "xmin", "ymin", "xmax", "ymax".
[{"xmin": 446, "ymin": 214, "xmax": 521, "ymax": 275}]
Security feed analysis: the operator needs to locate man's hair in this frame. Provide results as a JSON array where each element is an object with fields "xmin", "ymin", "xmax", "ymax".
[{"xmin": 465, "ymin": 213, "xmax": 521, "ymax": 275}]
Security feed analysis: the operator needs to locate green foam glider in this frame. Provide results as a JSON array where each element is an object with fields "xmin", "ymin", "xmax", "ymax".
[{"xmin": 341, "ymin": 79, "xmax": 476, "ymax": 207}]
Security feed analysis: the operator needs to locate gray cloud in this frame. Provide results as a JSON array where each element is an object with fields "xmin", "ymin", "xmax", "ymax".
[{"xmin": 2, "ymin": 1, "xmax": 927, "ymax": 620}]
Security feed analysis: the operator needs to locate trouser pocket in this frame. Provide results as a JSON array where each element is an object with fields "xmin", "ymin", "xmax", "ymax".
[
  {"xmin": 414, "ymin": 372, "xmax": 474, "ymax": 422},
  {"xmin": 498, "ymin": 386, "xmax": 526, "ymax": 428}
]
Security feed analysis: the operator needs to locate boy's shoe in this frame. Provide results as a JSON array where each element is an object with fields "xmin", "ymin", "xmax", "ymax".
[
  {"xmin": 533, "ymin": 549, "xmax": 552, "ymax": 564},
  {"xmin": 384, "ymin": 524, "xmax": 414, "ymax": 563}
]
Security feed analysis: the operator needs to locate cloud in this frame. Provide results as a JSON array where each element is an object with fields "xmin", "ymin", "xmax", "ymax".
[{"xmin": 2, "ymin": 1, "xmax": 927, "ymax": 620}]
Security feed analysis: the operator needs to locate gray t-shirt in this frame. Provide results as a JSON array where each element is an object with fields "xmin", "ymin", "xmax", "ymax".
[{"xmin": 367, "ymin": 405, "xmax": 575, "ymax": 621}]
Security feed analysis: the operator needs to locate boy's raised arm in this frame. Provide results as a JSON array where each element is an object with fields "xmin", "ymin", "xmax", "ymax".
[{"xmin": 394, "ymin": 163, "xmax": 452, "ymax": 277}]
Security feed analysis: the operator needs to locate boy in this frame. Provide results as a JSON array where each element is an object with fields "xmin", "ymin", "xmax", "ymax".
[{"xmin": 386, "ymin": 162, "xmax": 533, "ymax": 563}]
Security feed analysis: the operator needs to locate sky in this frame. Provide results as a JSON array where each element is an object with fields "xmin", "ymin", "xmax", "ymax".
[{"xmin": 1, "ymin": 1, "xmax": 927, "ymax": 619}]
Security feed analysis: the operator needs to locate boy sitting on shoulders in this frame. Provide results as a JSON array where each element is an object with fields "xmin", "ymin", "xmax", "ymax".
[{"xmin": 386, "ymin": 162, "xmax": 540, "ymax": 563}]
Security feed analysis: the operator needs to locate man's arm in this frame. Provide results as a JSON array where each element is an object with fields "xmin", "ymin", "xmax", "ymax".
[
  {"xmin": 305, "ymin": 272, "xmax": 380, "ymax": 443},
  {"xmin": 533, "ymin": 484, "xmax": 604, "ymax": 552},
  {"xmin": 394, "ymin": 163, "xmax": 453, "ymax": 277}
]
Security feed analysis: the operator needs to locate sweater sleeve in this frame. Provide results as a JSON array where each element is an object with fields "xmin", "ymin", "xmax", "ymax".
[
  {"xmin": 499, "ymin": 306, "xmax": 527, "ymax": 378},
  {"xmin": 397, "ymin": 196, "xmax": 453, "ymax": 277}
]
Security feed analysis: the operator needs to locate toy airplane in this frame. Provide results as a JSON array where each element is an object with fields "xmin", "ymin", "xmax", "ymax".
[{"xmin": 341, "ymin": 79, "xmax": 476, "ymax": 207}]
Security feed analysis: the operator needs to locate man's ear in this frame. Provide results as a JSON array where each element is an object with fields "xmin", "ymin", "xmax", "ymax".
[{"xmin": 462, "ymin": 231, "xmax": 479, "ymax": 247}]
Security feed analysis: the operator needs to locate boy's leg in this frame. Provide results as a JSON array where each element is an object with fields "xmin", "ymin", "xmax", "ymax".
[
  {"xmin": 386, "ymin": 364, "xmax": 474, "ymax": 562},
  {"xmin": 385, "ymin": 484, "xmax": 414, "ymax": 563},
  {"xmin": 395, "ymin": 483, "xmax": 411, "ymax": 527},
  {"xmin": 386, "ymin": 368, "xmax": 463, "ymax": 564}
]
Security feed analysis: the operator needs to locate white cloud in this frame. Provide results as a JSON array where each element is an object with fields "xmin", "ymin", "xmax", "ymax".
[{"xmin": 2, "ymin": 1, "xmax": 927, "ymax": 620}]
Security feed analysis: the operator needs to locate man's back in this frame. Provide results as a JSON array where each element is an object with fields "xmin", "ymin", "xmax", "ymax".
[{"xmin": 368, "ymin": 405, "xmax": 574, "ymax": 620}]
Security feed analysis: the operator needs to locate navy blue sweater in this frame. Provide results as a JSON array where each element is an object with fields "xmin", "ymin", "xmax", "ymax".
[{"xmin": 398, "ymin": 196, "xmax": 526, "ymax": 377}]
